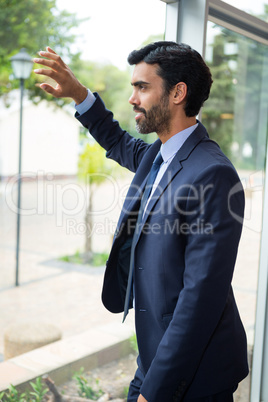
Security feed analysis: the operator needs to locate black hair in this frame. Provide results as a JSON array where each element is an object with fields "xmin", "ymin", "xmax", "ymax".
[{"xmin": 127, "ymin": 41, "xmax": 213, "ymax": 117}]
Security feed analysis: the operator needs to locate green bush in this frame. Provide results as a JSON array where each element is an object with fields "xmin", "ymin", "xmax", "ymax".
[
  {"xmin": 72, "ymin": 368, "xmax": 104, "ymax": 400},
  {"xmin": 0, "ymin": 377, "xmax": 48, "ymax": 401}
]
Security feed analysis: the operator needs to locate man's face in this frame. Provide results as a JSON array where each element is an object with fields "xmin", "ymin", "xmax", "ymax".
[{"xmin": 129, "ymin": 62, "xmax": 171, "ymax": 136}]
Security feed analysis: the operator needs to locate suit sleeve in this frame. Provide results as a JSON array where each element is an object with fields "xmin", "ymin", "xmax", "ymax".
[
  {"xmin": 140, "ymin": 163, "xmax": 245, "ymax": 401},
  {"xmin": 75, "ymin": 93, "xmax": 151, "ymax": 173}
]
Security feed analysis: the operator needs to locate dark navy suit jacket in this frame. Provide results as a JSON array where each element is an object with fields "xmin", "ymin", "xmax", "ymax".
[{"xmin": 76, "ymin": 94, "xmax": 249, "ymax": 401}]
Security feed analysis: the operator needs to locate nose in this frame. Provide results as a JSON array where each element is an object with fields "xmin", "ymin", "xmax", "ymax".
[{"xmin": 129, "ymin": 90, "xmax": 139, "ymax": 106}]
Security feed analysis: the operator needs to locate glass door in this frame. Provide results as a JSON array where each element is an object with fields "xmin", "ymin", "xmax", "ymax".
[{"xmin": 202, "ymin": 21, "xmax": 268, "ymax": 400}]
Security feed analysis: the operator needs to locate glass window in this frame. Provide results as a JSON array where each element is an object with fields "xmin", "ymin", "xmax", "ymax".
[
  {"xmin": 223, "ymin": 0, "xmax": 268, "ymax": 22},
  {"xmin": 203, "ymin": 20, "xmax": 268, "ymax": 400}
]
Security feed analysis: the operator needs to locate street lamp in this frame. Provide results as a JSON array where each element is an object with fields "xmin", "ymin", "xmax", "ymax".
[{"xmin": 10, "ymin": 48, "xmax": 32, "ymax": 286}]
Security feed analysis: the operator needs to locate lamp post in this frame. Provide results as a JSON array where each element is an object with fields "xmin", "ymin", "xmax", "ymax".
[{"xmin": 10, "ymin": 48, "xmax": 32, "ymax": 286}]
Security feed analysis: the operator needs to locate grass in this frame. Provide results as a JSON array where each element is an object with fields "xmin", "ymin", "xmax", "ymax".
[{"xmin": 59, "ymin": 250, "xmax": 108, "ymax": 267}]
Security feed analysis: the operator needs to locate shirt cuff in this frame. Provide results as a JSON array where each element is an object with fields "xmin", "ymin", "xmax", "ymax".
[{"xmin": 75, "ymin": 89, "xmax": 96, "ymax": 115}]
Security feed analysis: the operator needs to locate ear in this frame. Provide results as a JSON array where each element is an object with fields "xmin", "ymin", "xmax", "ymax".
[{"xmin": 173, "ymin": 82, "xmax": 187, "ymax": 105}]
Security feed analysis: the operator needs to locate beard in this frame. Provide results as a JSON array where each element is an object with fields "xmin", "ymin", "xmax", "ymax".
[{"xmin": 135, "ymin": 94, "xmax": 171, "ymax": 135}]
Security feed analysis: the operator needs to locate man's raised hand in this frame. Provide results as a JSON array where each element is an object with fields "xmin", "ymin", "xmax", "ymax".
[{"xmin": 34, "ymin": 47, "xmax": 88, "ymax": 104}]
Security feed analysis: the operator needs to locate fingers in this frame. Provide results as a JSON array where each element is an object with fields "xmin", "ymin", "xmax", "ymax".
[
  {"xmin": 39, "ymin": 83, "xmax": 59, "ymax": 97},
  {"xmin": 46, "ymin": 46, "xmax": 57, "ymax": 54},
  {"xmin": 33, "ymin": 46, "xmax": 85, "ymax": 101},
  {"xmin": 33, "ymin": 49, "xmax": 64, "ymax": 78},
  {"xmin": 34, "ymin": 59, "xmax": 57, "ymax": 71},
  {"xmin": 34, "ymin": 47, "xmax": 65, "ymax": 68},
  {"xmin": 34, "ymin": 66, "xmax": 59, "ymax": 83}
]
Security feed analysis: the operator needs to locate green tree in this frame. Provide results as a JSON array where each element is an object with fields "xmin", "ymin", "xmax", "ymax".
[
  {"xmin": 78, "ymin": 141, "xmax": 119, "ymax": 259},
  {"xmin": 0, "ymin": 0, "xmax": 84, "ymax": 104}
]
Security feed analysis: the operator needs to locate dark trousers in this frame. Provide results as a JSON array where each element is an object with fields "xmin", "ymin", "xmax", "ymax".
[{"xmin": 127, "ymin": 365, "xmax": 237, "ymax": 402}]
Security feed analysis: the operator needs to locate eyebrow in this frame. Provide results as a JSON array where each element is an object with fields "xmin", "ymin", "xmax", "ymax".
[{"xmin": 131, "ymin": 80, "xmax": 150, "ymax": 87}]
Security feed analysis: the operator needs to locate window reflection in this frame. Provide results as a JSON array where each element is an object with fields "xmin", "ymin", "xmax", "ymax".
[
  {"xmin": 203, "ymin": 20, "xmax": 268, "ymax": 401},
  {"xmin": 204, "ymin": 22, "xmax": 268, "ymax": 171}
]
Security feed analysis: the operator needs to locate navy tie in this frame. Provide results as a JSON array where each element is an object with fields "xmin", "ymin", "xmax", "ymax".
[
  {"xmin": 138, "ymin": 151, "xmax": 164, "ymax": 217},
  {"xmin": 123, "ymin": 151, "xmax": 163, "ymax": 322}
]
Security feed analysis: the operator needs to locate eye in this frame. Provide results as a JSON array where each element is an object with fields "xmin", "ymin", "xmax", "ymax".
[{"xmin": 139, "ymin": 84, "xmax": 146, "ymax": 91}]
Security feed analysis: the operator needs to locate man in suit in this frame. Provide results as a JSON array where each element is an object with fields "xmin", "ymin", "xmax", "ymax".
[{"xmin": 34, "ymin": 41, "xmax": 248, "ymax": 402}]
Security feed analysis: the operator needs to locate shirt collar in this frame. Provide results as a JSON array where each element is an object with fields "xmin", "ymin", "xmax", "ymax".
[{"xmin": 160, "ymin": 122, "xmax": 199, "ymax": 163}]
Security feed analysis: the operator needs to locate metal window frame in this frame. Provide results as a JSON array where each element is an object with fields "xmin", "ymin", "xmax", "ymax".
[
  {"xmin": 161, "ymin": 0, "xmax": 268, "ymax": 47},
  {"xmin": 161, "ymin": 1, "xmax": 268, "ymax": 401},
  {"xmin": 209, "ymin": 0, "xmax": 268, "ymax": 45},
  {"xmin": 252, "ymin": 140, "xmax": 268, "ymax": 402}
]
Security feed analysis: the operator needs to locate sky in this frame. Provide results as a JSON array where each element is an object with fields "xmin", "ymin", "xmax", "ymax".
[{"xmin": 56, "ymin": 0, "xmax": 167, "ymax": 70}]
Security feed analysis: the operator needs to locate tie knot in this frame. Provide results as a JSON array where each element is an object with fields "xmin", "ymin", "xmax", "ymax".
[{"xmin": 153, "ymin": 152, "xmax": 163, "ymax": 167}]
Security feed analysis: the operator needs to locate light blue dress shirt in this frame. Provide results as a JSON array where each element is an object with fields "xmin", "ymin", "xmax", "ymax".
[
  {"xmin": 75, "ymin": 89, "xmax": 96, "ymax": 115},
  {"xmin": 143, "ymin": 123, "xmax": 198, "ymax": 214}
]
